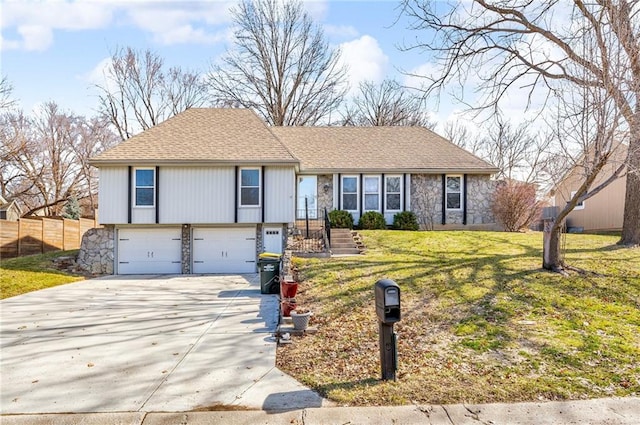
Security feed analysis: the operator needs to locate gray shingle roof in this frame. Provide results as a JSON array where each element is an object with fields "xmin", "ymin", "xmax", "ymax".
[
  {"xmin": 91, "ymin": 108, "xmax": 297, "ymax": 165},
  {"xmin": 271, "ymin": 126, "xmax": 497, "ymax": 173}
]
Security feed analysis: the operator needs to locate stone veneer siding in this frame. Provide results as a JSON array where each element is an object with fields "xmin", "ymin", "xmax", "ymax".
[
  {"xmin": 466, "ymin": 175, "xmax": 496, "ymax": 224},
  {"xmin": 77, "ymin": 226, "xmax": 115, "ymax": 274},
  {"xmin": 410, "ymin": 174, "xmax": 442, "ymax": 229},
  {"xmin": 256, "ymin": 224, "xmax": 263, "ymax": 257},
  {"xmin": 410, "ymin": 174, "xmax": 495, "ymax": 229},
  {"xmin": 182, "ymin": 224, "xmax": 191, "ymax": 274},
  {"xmin": 316, "ymin": 174, "xmax": 334, "ymax": 214}
]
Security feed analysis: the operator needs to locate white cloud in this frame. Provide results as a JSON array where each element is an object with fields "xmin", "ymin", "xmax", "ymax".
[
  {"xmin": 1, "ymin": 0, "xmax": 234, "ymax": 51},
  {"xmin": 82, "ymin": 57, "xmax": 114, "ymax": 86},
  {"xmin": 402, "ymin": 62, "xmax": 438, "ymax": 91},
  {"xmin": 18, "ymin": 25, "xmax": 53, "ymax": 51},
  {"xmin": 301, "ymin": 0, "xmax": 329, "ymax": 21},
  {"xmin": 338, "ymin": 35, "xmax": 388, "ymax": 94},
  {"xmin": 324, "ymin": 24, "xmax": 359, "ymax": 39},
  {"xmin": 1, "ymin": 1, "xmax": 114, "ymax": 31},
  {"xmin": 1, "ymin": 1, "xmax": 113, "ymax": 51},
  {"xmin": 151, "ymin": 25, "xmax": 230, "ymax": 46},
  {"xmin": 125, "ymin": 2, "xmax": 234, "ymax": 46}
]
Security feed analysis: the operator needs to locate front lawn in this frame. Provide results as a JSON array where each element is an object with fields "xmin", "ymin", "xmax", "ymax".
[
  {"xmin": 1, "ymin": 250, "xmax": 84, "ymax": 299},
  {"xmin": 277, "ymin": 231, "xmax": 640, "ymax": 405}
]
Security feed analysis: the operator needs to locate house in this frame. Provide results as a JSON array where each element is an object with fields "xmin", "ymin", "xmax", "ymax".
[
  {"xmin": 88, "ymin": 108, "xmax": 497, "ymax": 275},
  {"xmin": 0, "ymin": 196, "xmax": 22, "ymax": 221},
  {"xmin": 550, "ymin": 143, "xmax": 628, "ymax": 232}
]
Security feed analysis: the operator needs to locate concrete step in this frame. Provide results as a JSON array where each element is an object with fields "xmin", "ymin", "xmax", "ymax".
[
  {"xmin": 331, "ymin": 229, "xmax": 353, "ymax": 234},
  {"xmin": 330, "ymin": 236, "xmax": 355, "ymax": 242},
  {"xmin": 330, "ymin": 242, "xmax": 357, "ymax": 249},
  {"xmin": 331, "ymin": 248, "xmax": 361, "ymax": 255}
]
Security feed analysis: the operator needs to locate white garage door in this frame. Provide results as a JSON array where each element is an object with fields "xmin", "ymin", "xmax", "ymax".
[
  {"xmin": 117, "ymin": 228, "xmax": 182, "ymax": 274},
  {"xmin": 192, "ymin": 227, "xmax": 256, "ymax": 274}
]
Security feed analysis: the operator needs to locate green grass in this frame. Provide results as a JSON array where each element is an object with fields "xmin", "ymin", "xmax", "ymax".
[
  {"xmin": 277, "ymin": 231, "xmax": 640, "ymax": 405},
  {"xmin": 1, "ymin": 250, "xmax": 84, "ymax": 299}
]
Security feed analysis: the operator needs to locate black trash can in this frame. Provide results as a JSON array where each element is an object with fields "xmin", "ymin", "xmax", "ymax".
[{"xmin": 258, "ymin": 253, "xmax": 282, "ymax": 294}]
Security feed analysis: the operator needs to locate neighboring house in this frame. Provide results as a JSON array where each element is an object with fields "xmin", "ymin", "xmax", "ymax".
[
  {"xmin": 0, "ymin": 196, "xmax": 22, "ymax": 221},
  {"xmin": 89, "ymin": 108, "xmax": 497, "ymax": 275},
  {"xmin": 550, "ymin": 143, "xmax": 627, "ymax": 232}
]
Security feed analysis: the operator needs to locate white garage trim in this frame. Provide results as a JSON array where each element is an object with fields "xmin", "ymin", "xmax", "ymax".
[
  {"xmin": 192, "ymin": 227, "xmax": 256, "ymax": 274},
  {"xmin": 117, "ymin": 228, "xmax": 182, "ymax": 274}
]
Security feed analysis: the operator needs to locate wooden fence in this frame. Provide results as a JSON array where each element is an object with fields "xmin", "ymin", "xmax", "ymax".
[{"xmin": 1, "ymin": 217, "xmax": 99, "ymax": 259}]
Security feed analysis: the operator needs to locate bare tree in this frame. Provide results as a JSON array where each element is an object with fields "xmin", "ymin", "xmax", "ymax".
[
  {"xmin": 0, "ymin": 110, "xmax": 39, "ymax": 204},
  {"xmin": 1, "ymin": 103, "xmax": 118, "ymax": 216},
  {"xmin": 479, "ymin": 117, "xmax": 553, "ymax": 183},
  {"xmin": 542, "ymin": 82, "xmax": 628, "ymax": 271},
  {"xmin": 96, "ymin": 47, "xmax": 210, "ymax": 140},
  {"xmin": 442, "ymin": 117, "xmax": 551, "ymax": 184},
  {"xmin": 0, "ymin": 76, "xmax": 16, "ymax": 111},
  {"xmin": 208, "ymin": 0, "xmax": 347, "ymax": 126},
  {"xmin": 401, "ymin": 0, "xmax": 640, "ymax": 254},
  {"xmin": 72, "ymin": 116, "xmax": 119, "ymax": 216},
  {"xmin": 341, "ymin": 79, "xmax": 435, "ymax": 128},
  {"xmin": 442, "ymin": 121, "xmax": 475, "ymax": 150}
]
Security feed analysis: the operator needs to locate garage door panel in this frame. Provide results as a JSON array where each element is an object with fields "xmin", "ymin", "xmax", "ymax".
[
  {"xmin": 192, "ymin": 227, "xmax": 256, "ymax": 274},
  {"xmin": 118, "ymin": 228, "xmax": 182, "ymax": 274}
]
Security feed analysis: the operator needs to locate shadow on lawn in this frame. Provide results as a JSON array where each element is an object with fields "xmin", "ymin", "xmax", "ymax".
[
  {"xmin": 301, "ymin": 232, "xmax": 640, "ymax": 357},
  {"xmin": 314, "ymin": 378, "xmax": 381, "ymax": 398}
]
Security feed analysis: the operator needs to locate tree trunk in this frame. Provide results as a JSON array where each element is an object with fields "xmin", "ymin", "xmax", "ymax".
[
  {"xmin": 619, "ymin": 127, "xmax": 640, "ymax": 246},
  {"xmin": 543, "ymin": 218, "xmax": 563, "ymax": 271}
]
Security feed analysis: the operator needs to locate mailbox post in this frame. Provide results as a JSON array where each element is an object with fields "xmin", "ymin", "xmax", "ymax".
[{"xmin": 375, "ymin": 279, "xmax": 401, "ymax": 381}]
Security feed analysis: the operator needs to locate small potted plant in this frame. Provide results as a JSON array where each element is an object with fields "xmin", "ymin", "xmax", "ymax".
[{"xmin": 290, "ymin": 308, "xmax": 312, "ymax": 330}]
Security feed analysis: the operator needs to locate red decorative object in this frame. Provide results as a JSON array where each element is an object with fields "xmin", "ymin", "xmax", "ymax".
[
  {"xmin": 281, "ymin": 299, "xmax": 297, "ymax": 317},
  {"xmin": 281, "ymin": 280, "xmax": 299, "ymax": 298}
]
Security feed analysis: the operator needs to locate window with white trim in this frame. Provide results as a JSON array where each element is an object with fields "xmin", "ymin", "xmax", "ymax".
[
  {"xmin": 570, "ymin": 191, "xmax": 585, "ymax": 210},
  {"xmin": 134, "ymin": 168, "xmax": 155, "ymax": 207},
  {"xmin": 341, "ymin": 176, "xmax": 358, "ymax": 211},
  {"xmin": 240, "ymin": 168, "xmax": 260, "ymax": 206},
  {"xmin": 385, "ymin": 176, "xmax": 402, "ymax": 211},
  {"xmin": 446, "ymin": 175, "xmax": 462, "ymax": 210},
  {"xmin": 364, "ymin": 176, "xmax": 381, "ymax": 211}
]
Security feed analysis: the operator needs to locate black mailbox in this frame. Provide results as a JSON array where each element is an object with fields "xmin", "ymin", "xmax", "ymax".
[{"xmin": 375, "ymin": 279, "xmax": 401, "ymax": 324}]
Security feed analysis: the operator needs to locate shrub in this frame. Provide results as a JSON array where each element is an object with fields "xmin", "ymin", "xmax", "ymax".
[
  {"xmin": 492, "ymin": 180, "xmax": 543, "ymax": 232},
  {"xmin": 358, "ymin": 211, "xmax": 387, "ymax": 230},
  {"xmin": 63, "ymin": 195, "xmax": 81, "ymax": 220},
  {"xmin": 392, "ymin": 211, "xmax": 419, "ymax": 230},
  {"xmin": 328, "ymin": 209, "xmax": 354, "ymax": 229}
]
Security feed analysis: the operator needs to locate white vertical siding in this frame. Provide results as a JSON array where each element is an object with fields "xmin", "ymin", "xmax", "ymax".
[
  {"xmin": 98, "ymin": 167, "xmax": 128, "ymax": 224},
  {"xmin": 159, "ymin": 167, "xmax": 235, "ymax": 224},
  {"xmin": 237, "ymin": 207, "xmax": 261, "ymax": 223},
  {"xmin": 332, "ymin": 174, "xmax": 339, "ymax": 210},
  {"xmin": 131, "ymin": 208, "xmax": 155, "ymax": 224},
  {"xmin": 264, "ymin": 166, "xmax": 295, "ymax": 223},
  {"xmin": 405, "ymin": 173, "xmax": 411, "ymax": 211}
]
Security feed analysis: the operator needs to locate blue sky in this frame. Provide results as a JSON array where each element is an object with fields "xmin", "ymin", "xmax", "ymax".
[
  {"xmin": 1, "ymin": 1, "xmax": 450, "ymax": 116},
  {"xmin": 1, "ymin": 0, "xmax": 537, "ymax": 128}
]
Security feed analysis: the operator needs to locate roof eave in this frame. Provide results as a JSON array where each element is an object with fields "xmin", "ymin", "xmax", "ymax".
[
  {"xmin": 297, "ymin": 167, "xmax": 499, "ymax": 175},
  {"xmin": 90, "ymin": 159, "xmax": 300, "ymax": 167}
]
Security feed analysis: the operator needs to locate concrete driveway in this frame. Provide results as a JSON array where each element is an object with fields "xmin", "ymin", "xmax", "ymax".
[{"xmin": 0, "ymin": 274, "xmax": 326, "ymax": 413}]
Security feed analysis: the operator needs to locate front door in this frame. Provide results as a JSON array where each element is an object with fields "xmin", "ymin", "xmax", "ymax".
[{"xmin": 297, "ymin": 175, "xmax": 318, "ymax": 219}]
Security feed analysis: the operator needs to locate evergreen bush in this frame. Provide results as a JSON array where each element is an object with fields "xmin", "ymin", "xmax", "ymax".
[
  {"xmin": 328, "ymin": 209, "xmax": 354, "ymax": 229},
  {"xmin": 358, "ymin": 211, "xmax": 387, "ymax": 230},
  {"xmin": 393, "ymin": 211, "xmax": 419, "ymax": 230}
]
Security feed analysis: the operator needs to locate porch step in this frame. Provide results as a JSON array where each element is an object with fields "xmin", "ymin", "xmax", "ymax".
[
  {"xmin": 331, "ymin": 248, "xmax": 362, "ymax": 255},
  {"xmin": 329, "ymin": 228, "xmax": 363, "ymax": 256},
  {"xmin": 330, "ymin": 241, "xmax": 357, "ymax": 248}
]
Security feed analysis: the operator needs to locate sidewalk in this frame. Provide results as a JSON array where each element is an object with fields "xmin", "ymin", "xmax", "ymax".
[{"xmin": 3, "ymin": 397, "xmax": 639, "ymax": 424}]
